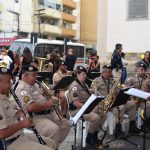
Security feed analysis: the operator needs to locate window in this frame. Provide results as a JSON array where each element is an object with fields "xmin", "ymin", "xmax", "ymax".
[
  {"xmin": 39, "ymin": 0, "xmax": 44, "ymax": 6},
  {"xmin": 128, "ymin": 0, "xmax": 148, "ymax": 19},
  {"xmin": 15, "ymin": 0, "xmax": 18, "ymax": 3}
]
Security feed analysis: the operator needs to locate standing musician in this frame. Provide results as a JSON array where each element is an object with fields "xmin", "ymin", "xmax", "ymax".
[
  {"xmin": 68, "ymin": 66, "xmax": 106, "ymax": 146},
  {"xmin": 15, "ymin": 64, "xmax": 71, "ymax": 148},
  {"xmin": 0, "ymin": 65, "xmax": 56, "ymax": 150}
]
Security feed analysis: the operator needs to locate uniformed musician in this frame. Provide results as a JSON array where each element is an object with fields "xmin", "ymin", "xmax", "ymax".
[
  {"xmin": 68, "ymin": 66, "xmax": 106, "ymax": 146},
  {"xmin": 0, "ymin": 65, "xmax": 56, "ymax": 150},
  {"xmin": 15, "ymin": 64, "xmax": 71, "ymax": 148}
]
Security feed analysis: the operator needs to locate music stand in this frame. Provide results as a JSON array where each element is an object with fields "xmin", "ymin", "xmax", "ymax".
[
  {"xmin": 105, "ymin": 88, "xmax": 141, "ymax": 149},
  {"xmin": 53, "ymin": 76, "xmax": 74, "ymax": 91},
  {"xmin": 70, "ymin": 94, "xmax": 105, "ymax": 150},
  {"xmin": 124, "ymin": 88, "xmax": 150, "ymax": 150}
]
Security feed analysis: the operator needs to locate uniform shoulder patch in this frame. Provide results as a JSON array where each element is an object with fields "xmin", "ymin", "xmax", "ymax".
[
  {"xmin": 0, "ymin": 115, "xmax": 3, "ymax": 120},
  {"xmin": 23, "ymin": 96, "xmax": 30, "ymax": 103}
]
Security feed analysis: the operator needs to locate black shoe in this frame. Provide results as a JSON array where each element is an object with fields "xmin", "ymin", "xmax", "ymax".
[
  {"xmin": 128, "ymin": 121, "xmax": 140, "ymax": 135},
  {"xmin": 114, "ymin": 123, "xmax": 122, "ymax": 138},
  {"xmin": 86, "ymin": 132, "xmax": 100, "ymax": 146}
]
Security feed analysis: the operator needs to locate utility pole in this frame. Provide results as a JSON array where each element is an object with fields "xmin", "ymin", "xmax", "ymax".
[
  {"xmin": 34, "ymin": 9, "xmax": 45, "ymax": 38},
  {"xmin": 8, "ymin": 10, "xmax": 20, "ymax": 38}
]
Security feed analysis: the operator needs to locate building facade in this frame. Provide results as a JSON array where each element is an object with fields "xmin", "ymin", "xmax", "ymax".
[
  {"xmin": 33, "ymin": 0, "xmax": 78, "ymax": 40},
  {"xmin": 97, "ymin": 0, "xmax": 150, "ymax": 62},
  {"xmin": 80, "ymin": 0, "xmax": 98, "ymax": 49},
  {"xmin": 0, "ymin": 0, "xmax": 33, "ymax": 47}
]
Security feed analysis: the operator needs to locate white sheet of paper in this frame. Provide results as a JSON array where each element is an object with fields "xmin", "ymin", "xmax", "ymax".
[
  {"xmin": 124, "ymin": 88, "xmax": 150, "ymax": 100},
  {"xmin": 70, "ymin": 94, "xmax": 104, "ymax": 125}
]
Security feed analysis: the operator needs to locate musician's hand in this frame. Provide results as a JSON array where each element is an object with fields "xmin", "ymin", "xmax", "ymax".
[
  {"xmin": 16, "ymin": 110, "xmax": 25, "ymax": 118},
  {"xmin": 20, "ymin": 117, "xmax": 33, "ymax": 128},
  {"xmin": 51, "ymin": 96, "xmax": 58, "ymax": 103},
  {"xmin": 46, "ymin": 100, "xmax": 54, "ymax": 108}
]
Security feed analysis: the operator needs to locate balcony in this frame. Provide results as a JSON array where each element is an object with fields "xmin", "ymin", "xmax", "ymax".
[
  {"xmin": 62, "ymin": 12, "xmax": 76, "ymax": 23},
  {"xmin": 42, "ymin": 8, "xmax": 61, "ymax": 19},
  {"xmin": 62, "ymin": 0, "xmax": 76, "ymax": 9},
  {"xmin": 41, "ymin": 24, "xmax": 61, "ymax": 35},
  {"xmin": 61, "ymin": 28, "xmax": 76, "ymax": 37}
]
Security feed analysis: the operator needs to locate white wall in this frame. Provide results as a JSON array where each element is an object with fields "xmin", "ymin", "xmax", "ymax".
[
  {"xmin": 107, "ymin": 0, "xmax": 150, "ymax": 53},
  {"xmin": 97, "ymin": 0, "xmax": 150, "ymax": 60}
]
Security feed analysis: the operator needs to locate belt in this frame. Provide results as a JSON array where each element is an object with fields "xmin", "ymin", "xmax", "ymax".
[
  {"xmin": 34, "ymin": 109, "xmax": 52, "ymax": 115},
  {"xmin": 5, "ymin": 135, "xmax": 20, "ymax": 146}
]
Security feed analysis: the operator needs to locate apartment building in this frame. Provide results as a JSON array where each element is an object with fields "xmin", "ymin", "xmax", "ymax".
[
  {"xmin": 33, "ymin": 0, "xmax": 77, "ymax": 40},
  {"xmin": 0, "ymin": 0, "xmax": 33, "ymax": 47}
]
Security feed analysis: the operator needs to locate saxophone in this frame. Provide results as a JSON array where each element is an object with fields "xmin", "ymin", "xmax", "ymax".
[{"xmin": 101, "ymin": 76, "xmax": 121, "ymax": 113}]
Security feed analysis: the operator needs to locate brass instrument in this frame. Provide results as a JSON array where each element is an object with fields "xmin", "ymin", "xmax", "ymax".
[
  {"xmin": 101, "ymin": 76, "xmax": 121, "ymax": 113},
  {"xmin": 36, "ymin": 80, "xmax": 63, "ymax": 121}
]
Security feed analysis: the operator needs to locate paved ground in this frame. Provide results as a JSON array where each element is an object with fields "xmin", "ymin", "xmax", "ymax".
[{"xmin": 59, "ymin": 127, "xmax": 150, "ymax": 150}]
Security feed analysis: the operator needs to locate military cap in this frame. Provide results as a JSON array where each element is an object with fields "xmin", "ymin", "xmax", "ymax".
[
  {"xmin": 0, "ymin": 60, "xmax": 11, "ymax": 75},
  {"xmin": 102, "ymin": 64, "xmax": 113, "ymax": 70},
  {"xmin": 22, "ymin": 64, "xmax": 38, "ymax": 72},
  {"xmin": 136, "ymin": 63, "xmax": 147, "ymax": 70},
  {"xmin": 76, "ymin": 66, "xmax": 87, "ymax": 73}
]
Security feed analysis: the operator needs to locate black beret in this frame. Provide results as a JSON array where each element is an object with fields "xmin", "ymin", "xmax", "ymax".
[
  {"xmin": 136, "ymin": 63, "xmax": 147, "ymax": 70},
  {"xmin": 22, "ymin": 65, "xmax": 38, "ymax": 72},
  {"xmin": 102, "ymin": 64, "xmax": 113, "ymax": 70},
  {"xmin": 76, "ymin": 66, "xmax": 87, "ymax": 73}
]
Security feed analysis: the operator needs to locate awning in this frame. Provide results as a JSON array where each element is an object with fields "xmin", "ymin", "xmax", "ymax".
[{"xmin": 0, "ymin": 37, "xmax": 16, "ymax": 46}]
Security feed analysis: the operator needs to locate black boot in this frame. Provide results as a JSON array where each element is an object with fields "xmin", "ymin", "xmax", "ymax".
[
  {"xmin": 128, "ymin": 120, "xmax": 140, "ymax": 135},
  {"xmin": 86, "ymin": 131, "xmax": 99, "ymax": 146},
  {"xmin": 114, "ymin": 123, "xmax": 122, "ymax": 138}
]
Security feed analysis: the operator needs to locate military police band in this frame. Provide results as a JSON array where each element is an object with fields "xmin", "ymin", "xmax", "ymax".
[{"xmin": 0, "ymin": 59, "xmax": 150, "ymax": 149}]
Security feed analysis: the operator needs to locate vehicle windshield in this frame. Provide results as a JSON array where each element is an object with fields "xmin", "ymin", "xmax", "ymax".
[{"xmin": 9, "ymin": 41, "xmax": 33, "ymax": 55}]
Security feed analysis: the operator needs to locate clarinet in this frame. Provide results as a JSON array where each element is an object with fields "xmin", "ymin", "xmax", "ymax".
[
  {"xmin": 0, "ymin": 139, "xmax": 7, "ymax": 150},
  {"xmin": 10, "ymin": 90, "xmax": 46, "ymax": 145}
]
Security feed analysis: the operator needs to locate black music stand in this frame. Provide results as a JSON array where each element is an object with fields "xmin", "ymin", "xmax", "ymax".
[
  {"xmin": 70, "ymin": 95, "xmax": 105, "ymax": 150},
  {"xmin": 106, "ymin": 88, "xmax": 141, "ymax": 149},
  {"xmin": 53, "ymin": 76, "xmax": 74, "ymax": 91}
]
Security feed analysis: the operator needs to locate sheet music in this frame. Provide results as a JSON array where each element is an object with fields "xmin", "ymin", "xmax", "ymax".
[
  {"xmin": 124, "ymin": 88, "xmax": 150, "ymax": 100},
  {"xmin": 70, "ymin": 94, "xmax": 104, "ymax": 125}
]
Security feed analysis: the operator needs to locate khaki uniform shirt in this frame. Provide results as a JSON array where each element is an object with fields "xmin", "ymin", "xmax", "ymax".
[
  {"xmin": 69, "ymin": 80, "xmax": 90, "ymax": 104},
  {"xmin": 15, "ymin": 81, "xmax": 47, "ymax": 108},
  {"xmin": 53, "ymin": 70, "xmax": 67, "ymax": 85},
  {"xmin": 126, "ymin": 74, "xmax": 147, "ymax": 89},
  {"xmin": 0, "ymin": 94, "xmax": 22, "ymax": 140},
  {"xmin": 91, "ymin": 76, "xmax": 116, "ymax": 97}
]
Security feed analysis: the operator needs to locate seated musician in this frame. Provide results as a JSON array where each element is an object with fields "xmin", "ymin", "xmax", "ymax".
[
  {"xmin": 91, "ymin": 64, "xmax": 140, "ymax": 138},
  {"xmin": 52, "ymin": 60, "xmax": 72, "ymax": 117},
  {"xmin": 0, "ymin": 65, "xmax": 56, "ymax": 150},
  {"xmin": 68, "ymin": 66, "xmax": 106, "ymax": 146},
  {"xmin": 15, "ymin": 64, "xmax": 71, "ymax": 148}
]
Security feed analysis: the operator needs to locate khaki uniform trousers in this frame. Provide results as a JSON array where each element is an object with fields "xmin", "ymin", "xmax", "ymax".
[
  {"xmin": 34, "ymin": 111, "xmax": 71, "ymax": 146},
  {"xmin": 7, "ymin": 133, "xmax": 56, "ymax": 150},
  {"xmin": 71, "ymin": 109, "xmax": 106, "ymax": 134},
  {"xmin": 113, "ymin": 100, "xmax": 137, "ymax": 123}
]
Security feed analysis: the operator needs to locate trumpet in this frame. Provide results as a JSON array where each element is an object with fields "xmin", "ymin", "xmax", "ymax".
[{"xmin": 36, "ymin": 80, "xmax": 63, "ymax": 121}]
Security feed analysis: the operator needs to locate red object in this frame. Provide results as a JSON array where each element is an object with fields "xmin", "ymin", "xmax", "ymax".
[{"xmin": 0, "ymin": 37, "xmax": 16, "ymax": 46}]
